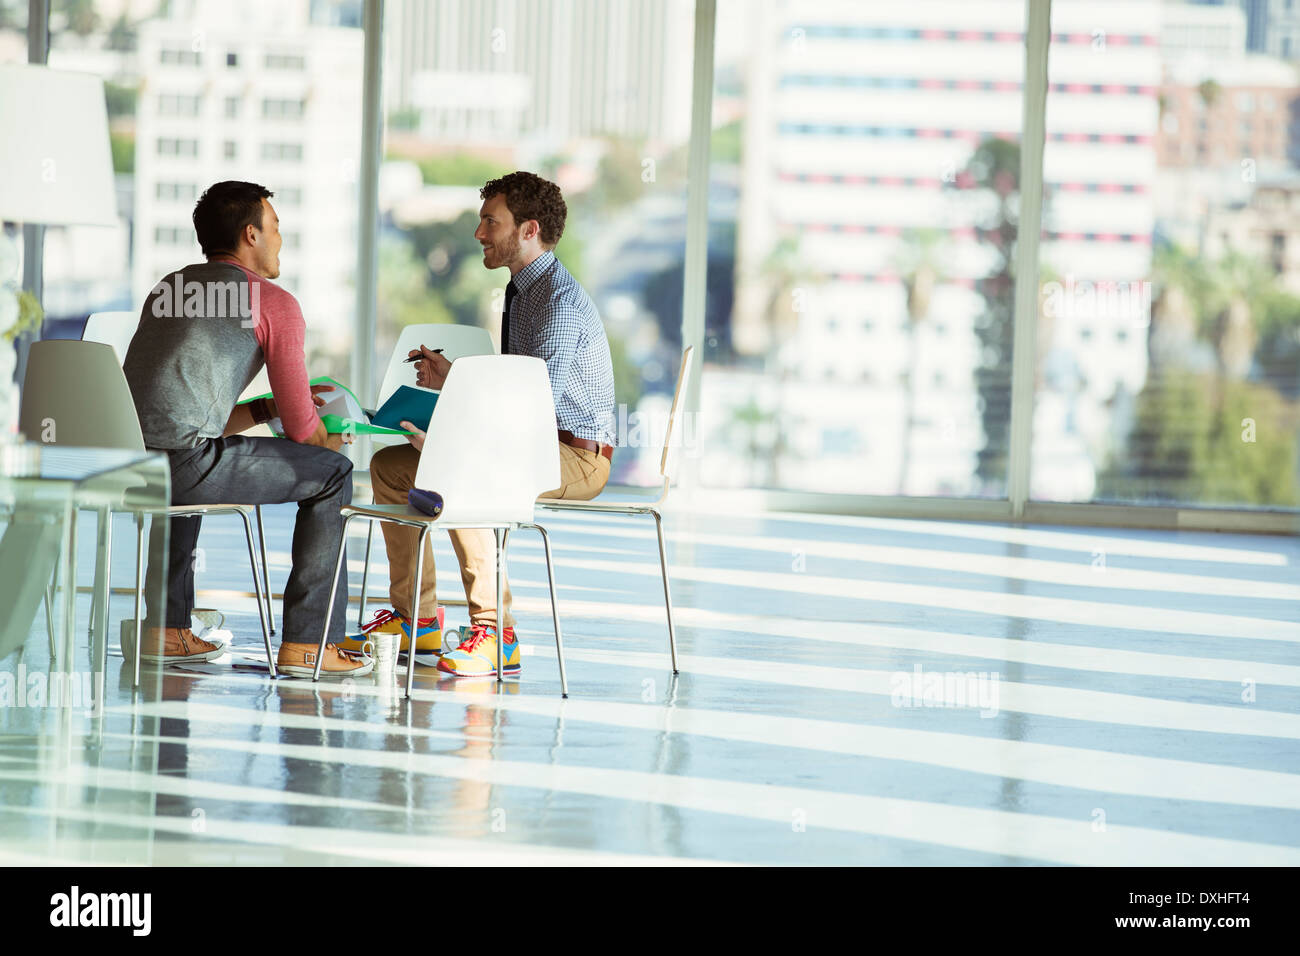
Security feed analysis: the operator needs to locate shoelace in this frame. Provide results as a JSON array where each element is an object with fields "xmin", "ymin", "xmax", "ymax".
[
  {"xmin": 360, "ymin": 608, "xmax": 435, "ymax": 634},
  {"xmin": 458, "ymin": 626, "xmax": 513, "ymax": 653},
  {"xmin": 459, "ymin": 625, "xmax": 492, "ymax": 653}
]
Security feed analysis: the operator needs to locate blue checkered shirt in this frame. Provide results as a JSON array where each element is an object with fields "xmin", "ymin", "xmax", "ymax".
[{"xmin": 506, "ymin": 251, "xmax": 616, "ymax": 445}]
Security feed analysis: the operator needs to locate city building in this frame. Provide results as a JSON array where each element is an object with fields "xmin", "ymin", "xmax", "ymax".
[
  {"xmin": 132, "ymin": 0, "xmax": 363, "ymax": 365},
  {"xmin": 710, "ymin": 0, "xmax": 1157, "ymax": 499},
  {"xmin": 384, "ymin": 0, "xmax": 693, "ymax": 153}
]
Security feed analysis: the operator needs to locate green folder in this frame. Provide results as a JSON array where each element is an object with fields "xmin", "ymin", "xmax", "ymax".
[{"xmin": 238, "ymin": 375, "xmax": 411, "ymax": 436}]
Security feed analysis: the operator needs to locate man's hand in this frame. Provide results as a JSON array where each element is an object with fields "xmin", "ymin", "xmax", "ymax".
[
  {"xmin": 401, "ymin": 421, "xmax": 425, "ymax": 453},
  {"xmin": 301, "ymin": 418, "xmax": 353, "ymax": 451},
  {"xmin": 411, "ymin": 345, "xmax": 451, "ymax": 390},
  {"xmin": 268, "ymin": 383, "xmax": 332, "ymax": 420}
]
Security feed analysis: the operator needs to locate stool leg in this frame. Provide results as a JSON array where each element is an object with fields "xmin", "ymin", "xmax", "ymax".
[
  {"xmin": 652, "ymin": 509, "xmax": 679, "ymax": 675},
  {"xmin": 533, "ymin": 524, "xmax": 567, "ymax": 697},
  {"xmin": 314, "ymin": 514, "xmax": 355, "ymax": 681},
  {"xmin": 256, "ymin": 505, "xmax": 276, "ymax": 636},
  {"xmin": 405, "ymin": 525, "xmax": 430, "ymax": 700},
  {"xmin": 238, "ymin": 510, "xmax": 276, "ymax": 677},
  {"xmin": 358, "ymin": 521, "xmax": 374, "ymax": 627},
  {"xmin": 89, "ymin": 507, "xmax": 109, "ymax": 647},
  {"xmin": 494, "ymin": 528, "xmax": 509, "ymax": 683},
  {"xmin": 93, "ymin": 507, "xmax": 112, "ymax": 707},
  {"xmin": 133, "ymin": 514, "xmax": 146, "ymax": 688}
]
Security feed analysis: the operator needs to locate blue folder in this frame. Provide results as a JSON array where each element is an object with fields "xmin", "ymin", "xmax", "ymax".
[{"xmin": 370, "ymin": 385, "xmax": 440, "ymax": 433}]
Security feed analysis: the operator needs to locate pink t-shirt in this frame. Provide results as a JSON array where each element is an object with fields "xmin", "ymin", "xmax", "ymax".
[{"xmin": 215, "ymin": 258, "xmax": 320, "ymax": 443}]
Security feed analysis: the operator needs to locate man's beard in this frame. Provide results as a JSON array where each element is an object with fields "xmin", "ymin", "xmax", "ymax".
[{"xmin": 486, "ymin": 232, "xmax": 520, "ymax": 269}]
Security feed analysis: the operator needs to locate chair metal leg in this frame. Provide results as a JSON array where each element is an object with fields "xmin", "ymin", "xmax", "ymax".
[
  {"xmin": 530, "ymin": 524, "xmax": 567, "ymax": 698},
  {"xmin": 256, "ymin": 505, "xmax": 276, "ymax": 635},
  {"xmin": 133, "ymin": 513, "xmax": 146, "ymax": 688},
  {"xmin": 359, "ymin": 521, "xmax": 374, "ymax": 627},
  {"xmin": 238, "ymin": 509, "xmax": 276, "ymax": 678},
  {"xmin": 93, "ymin": 507, "xmax": 112, "ymax": 691},
  {"xmin": 494, "ymin": 527, "xmax": 508, "ymax": 684},
  {"xmin": 45, "ymin": 577, "xmax": 57, "ymax": 663},
  {"xmin": 405, "ymin": 524, "xmax": 431, "ymax": 700},
  {"xmin": 63, "ymin": 510, "xmax": 78, "ymax": 671},
  {"xmin": 89, "ymin": 507, "xmax": 109, "ymax": 646},
  {"xmin": 651, "ymin": 509, "xmax": 680, "ymax": 674},
  {"xmin": 314, "ymin": 513, "xmax": 356, "ymax": 682}
]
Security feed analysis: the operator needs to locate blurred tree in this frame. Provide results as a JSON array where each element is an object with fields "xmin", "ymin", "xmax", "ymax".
[
  {"xmin": 109, "ymin": 132, "xmax": 134, "ymax": 174},
  {"xmin": 409, "ymin": 152, "xmax": 509, "ymax": 187},
  {"xmin": 962, "ymin": 136, "xmax": 1021, "ymax": 491},
  {"xmin": 377, "ymin": 236, "xmax": 452, "ymax": 331},
  {"xmin": 53, "ymin": 0, "xmax": 96, "ymax": 36},
  {"xmin": 104, "ymin": 81, "xmax": 137, "ymax": 118},
  {"xmin": 1205, "ymin": 251, "xmax": 1268, "ymax": 379},
  {"xmin": 1098, "ymin": 371, "xmax": 1297, "ymax": 506},
  {"xmin": 106, "ymin": 12, "xmax": 135, "ymax": 52},
  {"xmin": 896, "ymin": 228, "xmax": 947, "ymax": 493}
]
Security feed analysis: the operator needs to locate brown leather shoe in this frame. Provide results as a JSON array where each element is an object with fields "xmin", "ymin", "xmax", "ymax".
[
  {"xmin": 276, "ymin": 642, "xmax": 374, "ymax": 679},
  {"xmin": 136, "ymin": 626, "xmax": 227, "ymax": 664}
]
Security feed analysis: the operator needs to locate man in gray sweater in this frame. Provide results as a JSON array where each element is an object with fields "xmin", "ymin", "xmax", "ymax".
[{"xmin": 123, "ymin": 180, "xmax": 370, "ymax": 678}]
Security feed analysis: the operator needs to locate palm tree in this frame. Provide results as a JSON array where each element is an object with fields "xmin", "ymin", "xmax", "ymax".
[
  {"xmin": 1206, "ymin": 251, "xmax": 1267, "ymax": 380},
  {"xmin": 895, "ymin": 228, "xmax": 946, "ymax": 493}
]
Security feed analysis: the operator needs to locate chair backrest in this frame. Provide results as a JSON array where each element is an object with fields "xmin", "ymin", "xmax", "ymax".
[
  {"xmin": 376, "ymin": 323, "xmax": 496, "ymax": 409},
  {"xmin": 20, "ymin": 340, "xmax": 146, "ymax": 450},
  {"xmin": 82, "ymin": 310, "xmax": 139, "ymax": 365},
  {"xmin": 658, "ymin": 345, "xmax": 695, "ymax": 485},
  {"xmin": 412, "ymin": 355, "xmax": 559, "ymax": 526}
]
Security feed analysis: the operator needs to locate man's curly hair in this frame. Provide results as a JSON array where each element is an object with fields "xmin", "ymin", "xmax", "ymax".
[{"xmin": 480, "ymin": 171, "xmax": 567, "ymax": 248}]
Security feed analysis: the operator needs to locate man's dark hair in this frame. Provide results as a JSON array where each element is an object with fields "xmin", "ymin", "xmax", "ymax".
[
  {"xmin": 480, "ymin": 171, "xmax": 566, "ymax": 248},
  {"xmin": 193, "ymin": 181, "xmax": 273, "ymax": 257}
]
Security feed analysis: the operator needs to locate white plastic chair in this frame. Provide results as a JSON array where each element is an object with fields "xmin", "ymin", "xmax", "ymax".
[
  {"xmin": 357, "ymin": 323, "xmax": 496, "ymax": 625},
  {"xmin": 84, "ymin": 314, "xmax": 279, "ymax": 638},
  {"xmin": 374, "ymin": 323, "xmax": 496, "ymax": 409},
  {"xmin": 316, "ymin": 354, "xmax": 567, "ymax": 698},
  {"xmin": 537, "ymin": 346, "xmax": 694, "ymax": 673},
  {"xmin": 82, "ymin": 311, "xmax": 138, "ymax": 365},
  {"xmin": 19, "ymin": 340, "xmax": 276, "ymax": 686}
]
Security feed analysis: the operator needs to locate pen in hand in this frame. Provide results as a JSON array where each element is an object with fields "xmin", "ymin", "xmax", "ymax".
[{"xmin": 404, "ymin": 348, "xmax": 444, "ymax": 363}]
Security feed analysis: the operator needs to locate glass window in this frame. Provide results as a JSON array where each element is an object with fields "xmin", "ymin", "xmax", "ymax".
[
  {"xmin": 157, "ymin": 93, "xmax": 202, "ymax": 116},
  {"xmin": 260, "ymin": 142, "xmax": 303, "ymax": 161},
  {"xmin": 1034, "ymin": 0, "xmax": 1298, "ymax": 509},
  {"xmin": 45, "ymin": 2, "xmax": 363, "ymax": 386},
  {"xmin": 264, "ymin": 51, "xmax": 305, "ymax": 70},
  {"xmin": 159, "ymin": 47, "xmax": 200, "ymax": 66},
  {"xmin": 262, "ymin": 97, "xmax": 305, "ymax": 120},
  {"xmin": 155, "ymin": 182, "xmax": 198, "ymax": 202},
  {"xmin": 378, "ymin": 0, "xmax": 696, "ymax": 487},
  {"xmin": 1, "ymin": 1, "xmax": 27, "ymax": 65},
  {"xmin": 702, "ymin": 0, "xmax": 1026, "ymax": 496}
]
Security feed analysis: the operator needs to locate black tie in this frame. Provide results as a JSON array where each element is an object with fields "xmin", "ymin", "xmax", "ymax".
[{"xmin": 502, "ymin": 280, "xmax": 517, "ymax": 355}]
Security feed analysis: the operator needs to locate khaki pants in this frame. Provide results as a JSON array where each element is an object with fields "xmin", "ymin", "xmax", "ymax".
[{"xmin": 369, "ymin": 440, "xmax": 610, "ymax": 628}]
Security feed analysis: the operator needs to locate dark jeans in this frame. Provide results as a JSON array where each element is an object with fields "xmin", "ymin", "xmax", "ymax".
[{"xmin": 145, "ymin": 435, "xmax": 352, "ymax": 645}]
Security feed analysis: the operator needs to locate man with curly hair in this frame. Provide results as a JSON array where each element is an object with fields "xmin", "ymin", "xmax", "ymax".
[{"xmin": 345, "ymin": 171, "xmax": 615, "ymax": 678}]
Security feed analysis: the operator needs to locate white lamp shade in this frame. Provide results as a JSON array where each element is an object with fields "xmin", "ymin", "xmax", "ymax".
[{"xmin": 0, "ymin": 65, "xmax": 117, "ymax": 226}]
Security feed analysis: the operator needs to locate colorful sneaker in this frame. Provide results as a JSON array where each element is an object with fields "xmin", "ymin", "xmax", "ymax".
[
  {"xmin": 436, "ymin": 624, "xmax": 519, "ymax": 678},
  {"xmin": 340, "ymin": 607, "xmax": 442, "ymax": 657}
]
